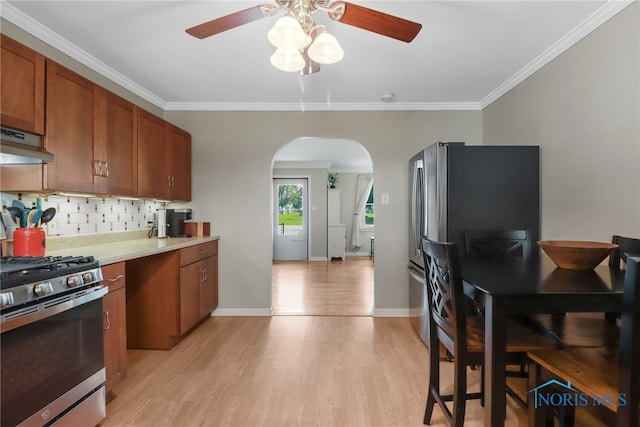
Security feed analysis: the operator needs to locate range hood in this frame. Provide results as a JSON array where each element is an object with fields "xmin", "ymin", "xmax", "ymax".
[{"xmin": 0, "ymin": 126, "xmax": 53, "ymax": 164}]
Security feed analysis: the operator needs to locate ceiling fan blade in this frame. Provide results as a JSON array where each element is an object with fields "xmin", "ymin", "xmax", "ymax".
[
  {"xmin": 186, "ymin": 5, "xmax": 274, "ymax": 39},
  {"xmin": 329, "ymin": 1, "xmax": 422, "ymax": 43}
]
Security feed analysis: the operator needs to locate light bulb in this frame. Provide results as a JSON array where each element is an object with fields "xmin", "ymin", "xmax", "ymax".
[
  {"xmin": 308, "ymin": 32, "xmax": 344, "ymax": 65},
  {"xmin": 268, "ymin": 16, "xmax": 311, "ymax": 49},
  {"xmin": 270, "ymin": 47, "xmax": 304, "ymax": 72}
]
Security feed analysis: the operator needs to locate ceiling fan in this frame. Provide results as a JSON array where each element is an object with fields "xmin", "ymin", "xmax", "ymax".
[{"xmin": 185, "ymin": 0, "xmax": 422, "ymax": 74}]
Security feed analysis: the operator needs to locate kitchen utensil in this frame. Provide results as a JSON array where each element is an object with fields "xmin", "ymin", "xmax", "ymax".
[
  {"xmin": 26, "ymin": 209, "xmax": 37, "ymax": 228},
  {"xmin": 11, "ymin": 200, "xmax": 25, "ymax": 211},
  {"xmin": 40, "ymin": 207, "xmax": 56, "ymax": 225},
  {"xmin": 7, "ymin": 207, "xmax": 23, "ymax": 225},
  {"xmin": 36, "ymin": 197, "xmax": 42, "ymax": 212},
  {"xmin": 22, "ymin": 208, "xmax": 34, "ymax": 228},
  {"xmin": 32, "ymin": 210, "xmax": 43, "ymax": 227}
]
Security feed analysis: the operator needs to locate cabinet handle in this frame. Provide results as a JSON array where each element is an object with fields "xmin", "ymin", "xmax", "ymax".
[
  {"xmin": 203, "ymin": 268, "xmax": 207, "ymax": 282},
  {"xmin": 171, "ymin": 176, "xmax": 175, "ymax": 188},
  {"xmin": 168, "ymin": 176, "xmax": 172, "ymax": 188},
  {"xmin": 104, "ymin": 310, "xmax": 111, "ymax": 330},
  {"xmin": 102, "ymin": 274, "xmax": 124, "ymax": 284},
  {"xmin": 104, "ymin": 161, "xmax": 110, "ymax": 177},
  {"xmin": 94, "ymin": 160, "xmax": 102, "ymax": 177},
  {"xmin": 201, "ymin": 269, "xmax": 205, "ymax": 282},
  {"xmin": 199, "ymin": 249, "xmax": 207, "ymax": 254}
]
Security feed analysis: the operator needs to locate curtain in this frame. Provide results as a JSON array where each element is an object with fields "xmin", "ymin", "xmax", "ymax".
[{"xmin": 351, "ymin": 174, "xmax": 374, "ymax": 248}]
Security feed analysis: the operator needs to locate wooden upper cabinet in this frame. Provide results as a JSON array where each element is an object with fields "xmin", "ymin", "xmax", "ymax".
[
  {"xmin": 167, "ymin": 124, "xmax": 191, "ymax": 201},
  {"xmin": 0, "ymin": 35, "xmax": 45, "ymax": 134},
  {"xmin": 44, "ymin": 60, "xmax": 98, "ymax": 193},
  {"xmin": 95, "ymin": 87, "xmax": 138, "ymax": 196},
  {"xmin": 138, "ymin": 111, "xmax": 192, "ymax": 201},
  {"xmin": 137, "ymin": 109, "xmax": 168, "ymax": 199}
]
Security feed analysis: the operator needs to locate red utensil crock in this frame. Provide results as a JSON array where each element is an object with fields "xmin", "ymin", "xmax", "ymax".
[{"xmin": 13, "ymin": 228, "xmax": 46, "ymax": 256}]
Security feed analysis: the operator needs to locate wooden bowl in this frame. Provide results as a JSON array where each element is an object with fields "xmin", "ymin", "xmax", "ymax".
[{"xmin": 538, "ymin": 241, "xmax": 618, "ymax": 270}]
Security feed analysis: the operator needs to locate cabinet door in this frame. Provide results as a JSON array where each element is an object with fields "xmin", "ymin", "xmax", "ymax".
[
  {"xmin": 167, "ymin": 124, "xmax": 191, "ymax": 201},
  {"xmin": 200, "ymin": 255, "xmax": 218, "ymax": 317},
  {"xmin": 179, "ymin": 261, "xmax": 201, "ymax": 334},
  {"xmin": 0, "ymin": 35, "xmax": 45, "ymax": 134},
  {"xmin": 101, "ymin": 90, "xmax": 138, "ymax": 196},
  {"xmin": 103, "ymin": 287, "xmax": 126, "ymax": 397},
  {"xmin": 137, "ymin": 109, "xmax": 168, "ymax": 199},
  {"xmin": 101, "ymin": 262, "xmax": 126, "ymax": 397},
  {"xmin": 44, "ymin": 60, "xmax": 98, "ymax": 193}
]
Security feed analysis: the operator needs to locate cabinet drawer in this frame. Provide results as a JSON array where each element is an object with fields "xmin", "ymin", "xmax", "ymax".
[
  {"xmin": 101, "ymin": 262, "xmax": 126, "ymax": 292},
  {"xmin": 180, "ymin": 241, "xmax": 218, "ymax": 266}
]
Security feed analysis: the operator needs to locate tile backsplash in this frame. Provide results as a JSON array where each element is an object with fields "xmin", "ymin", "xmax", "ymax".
[{"xmin": 1, "ymin": 192, "xmax": 163, "ymax": 238}]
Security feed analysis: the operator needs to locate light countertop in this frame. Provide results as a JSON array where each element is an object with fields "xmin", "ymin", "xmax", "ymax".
[{"xmin": 47, "ymin": 235, "xmax": 219, "ymax": 265}]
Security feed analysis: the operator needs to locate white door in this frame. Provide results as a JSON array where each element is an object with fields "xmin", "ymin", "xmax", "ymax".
[{"xmin": 273, "ymin": 178, "xmax": 308, "ymax": 260}]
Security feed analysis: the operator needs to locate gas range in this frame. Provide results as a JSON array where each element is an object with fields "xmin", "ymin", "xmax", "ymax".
[{"xmin": 0, "ymin": 255, "xmax": 104, "ymax": 313}]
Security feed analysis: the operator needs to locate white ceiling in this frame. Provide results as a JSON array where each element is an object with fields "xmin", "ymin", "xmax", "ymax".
[
  {"xmin": 0, "ymin": 0, "xmax": 632, "ymax": 171},
  {"xmin": 2, "ymin": 0, "xmax": 631, "ymax": 111}
]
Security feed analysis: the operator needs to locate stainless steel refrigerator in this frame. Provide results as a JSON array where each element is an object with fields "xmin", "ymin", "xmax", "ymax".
[{"xmin": 408, "ymin": 142, "xmax": 540, "ymax": 346}]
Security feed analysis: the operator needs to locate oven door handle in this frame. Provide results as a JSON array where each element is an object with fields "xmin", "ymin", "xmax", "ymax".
[{"xmin": 1, "ymin": 286, "xmax": 108, "ymax": 333}]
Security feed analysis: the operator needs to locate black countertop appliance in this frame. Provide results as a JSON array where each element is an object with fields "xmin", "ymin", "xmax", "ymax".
[{"xmin": 166, "ymin": 208, "xmax": 192, "ymax": 237}]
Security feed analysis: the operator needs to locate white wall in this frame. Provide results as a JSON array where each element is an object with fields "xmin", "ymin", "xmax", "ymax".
[
  {"xmin": 164, "ymin": 110, "xmax": 483, "ymax": 315},
  {"xmin": 483, "ymin": 3, "xmax": 640, "ymax": 242}
]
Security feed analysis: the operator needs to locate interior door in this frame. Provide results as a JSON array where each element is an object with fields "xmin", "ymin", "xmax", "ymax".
[{"xmin": 273, "ymin": 178, "xmax": 308, "ymax": 260}]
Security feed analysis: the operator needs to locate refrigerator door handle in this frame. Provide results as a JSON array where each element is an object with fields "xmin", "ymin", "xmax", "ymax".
[{"xmin": 411, "ymin": 160, "xmax": 425, "ymax": 259}]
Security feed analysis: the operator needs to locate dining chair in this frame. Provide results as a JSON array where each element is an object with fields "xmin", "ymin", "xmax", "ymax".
[
  {"xmin": 527, "ymin": 256, "xmax": 640, "ymax": 427},
  {"xmin": 605, "ymin": 235, "xmax": 640, "ymax": 322},
  {"xmin": 609, "ymin": 235, "xmax": 640, "ymax": 269},
  {"xmin": 464, "ymin": 229, "xmax": 531, "ymax": 260},
  {"xmin": 421, "ymin": 237, "xmax": 555, "ymax": 427}
]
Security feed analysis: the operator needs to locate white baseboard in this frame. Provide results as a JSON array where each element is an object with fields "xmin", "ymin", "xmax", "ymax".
[
  {"xmin": 211, "ymin": 308, "xmax": 272, "ymax": 316},
  {"xmin": 347, "ymin": 251, "xmax": 370, "ymax": 257},
  {"xmin": 372, "ymin": 308, "xmax": 410, "ymax": 317},
  {"xmin": 211, "ymin": 308, "xmax": 409, "ymax": 317},
  {"xmin": 309, "ymin": 256, "xmax": 328, "ymax": 261}
]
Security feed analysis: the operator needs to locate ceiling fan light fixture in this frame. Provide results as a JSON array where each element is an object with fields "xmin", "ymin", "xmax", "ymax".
[
  {"xmin": 308, "ymin": 32, "xmax": 344, "ymax": 65},
  {"xmin": 270, "ymin": 47, "xmax": 305, "ymax": 72},
  {"xmin": 268, "ymin": 15, "xmax": 311, "ymax": 49}
]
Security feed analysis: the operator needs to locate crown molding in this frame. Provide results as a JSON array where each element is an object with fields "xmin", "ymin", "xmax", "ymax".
[
  {"xmin": 480, "ymin": 0, "xmax": 635, "ymax": 109},
  {"xmin": 0, "ymin": 2, "xmax": 166, "ymax": 109},
  {"xmin": 2, "ymin": 0, "xmax": 632, "ymax": 113},
  {"xmin": 163, "ymin": 101, "xmax": 482, "ymax": 111}
]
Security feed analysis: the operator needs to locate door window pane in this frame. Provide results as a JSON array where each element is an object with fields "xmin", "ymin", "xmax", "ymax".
[{"xmin": 277, "ymin": 184, "xmax": 303, "ymax": 235}]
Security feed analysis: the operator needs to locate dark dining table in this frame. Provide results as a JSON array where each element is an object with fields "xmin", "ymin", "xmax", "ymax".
[{"xmin": 460, "ymin": 255, "xmax": 626, "ymax": 426}]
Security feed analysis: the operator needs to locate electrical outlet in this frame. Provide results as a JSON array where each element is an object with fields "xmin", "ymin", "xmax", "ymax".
[
  {"xmin": 46, "ymin": 219, "xmax": 62, "ymax": 236},
  {"xmin": 381, "ymin": 193, "xmax": 390, "ymax": 205}
]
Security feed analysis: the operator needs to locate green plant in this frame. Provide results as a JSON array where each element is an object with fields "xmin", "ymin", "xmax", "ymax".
[{"xmin": 327, "ymin": 172, "xmax": 338, "ymax": 188}]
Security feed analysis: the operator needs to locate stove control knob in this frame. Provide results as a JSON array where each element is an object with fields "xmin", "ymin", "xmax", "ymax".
[
  {"xmin": 67, "ymin": 276, "xmax": 80, "ymax": 288},
  {"xmin": 34, "ymin": 282, "xmax": 54, "ymax": 297},
  {"xmin": 0, "ymin": 292, "xmax": 15, "ymax": 308},
  {"xmin": 82, "ymin": 272, "xmax": 94, "ymax": 284}
]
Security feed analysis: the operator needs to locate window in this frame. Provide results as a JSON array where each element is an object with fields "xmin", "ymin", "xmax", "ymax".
[{"xmin": 363, "ymin": 185, "xmax": 374, "ymax": 228}]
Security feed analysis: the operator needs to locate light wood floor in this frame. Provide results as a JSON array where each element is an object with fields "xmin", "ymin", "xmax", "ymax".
[
  {"xmin": 272, "ymin": 257, "xmax": 374, "ymax": 316},
  {"xmin": 101, "ymin": 316, "xmax": 529, "ymax": 427},
  {"xmin": 101, "ymin": 259, "xmax": 604, "ymax": 426}
]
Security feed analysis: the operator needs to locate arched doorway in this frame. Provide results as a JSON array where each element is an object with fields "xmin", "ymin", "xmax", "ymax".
[{"xmin": 271, "ymin": 137, "xmax": 374, "ymax": 316}]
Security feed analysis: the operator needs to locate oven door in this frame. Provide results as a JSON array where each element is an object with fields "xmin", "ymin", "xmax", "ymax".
[{"xmin": 1, "ymin": 288, "xmax": 107, "ymax": 427}]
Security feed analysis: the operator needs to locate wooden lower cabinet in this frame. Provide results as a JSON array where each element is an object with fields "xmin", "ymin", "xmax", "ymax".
[
  {"xmin": 126, "ymin": 241, "xmax": 218, "ymax": 350},
  {"xmin": 179, "ymin": 246, "xmax": 218, "ymax": 334},
  {"xmin": 101, "ymin": 262, "xmax": 127, "ymax": 399}
]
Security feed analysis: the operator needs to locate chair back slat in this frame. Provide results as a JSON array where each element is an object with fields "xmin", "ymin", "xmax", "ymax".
[
  {"xmin": 421, "ymin": 238, "xmax": 467, "ymax": 351},
  {"xmin": 609, "ymin": 235, "xmax": 640, "ymax": 269},
  {"xmin": 617, "ymin": 256, "xmax": 640, "ymax": 426},
  {"xmin": 464, "ymin": 229, "xmax": 531, "ymax": 260}
]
